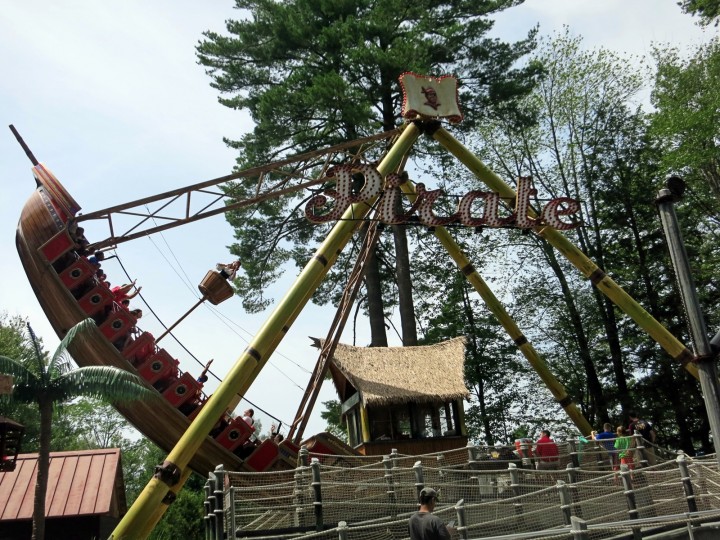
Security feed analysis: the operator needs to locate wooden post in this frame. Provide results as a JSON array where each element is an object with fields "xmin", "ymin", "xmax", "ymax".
[
  {"xmin": 454, "ymin": 499, "xmax": 468, "ymax": 540},
  {"xmin": 567, "ymin": 439, "xmax": 580, "ymax": 469},
  {"xmin": 619, "ymin": 464, "xmax": 642, "ymax": 540},
  {"xmin": 570, "ymin": 516, "xmax": 589, "ymax": 540},
  {"xmin": 676, "ymin": 452, "xmax": 698, "ymax": 513},
  {"xmin": 383, "ymin": 455, "xmax": 397, "ymax": 509},
  {"xmin": 213, "ymin": 465, "xmax": 225, "ymax": 540},
  {"xmin": 311, "ymin": 458, "xmax": 323, "ymax": 531},
  {"xmin": 413, "ymin": 460, "xmax": 424, "ymax": 501},
  {"xmin": 633, "ymin": 432, "xmax": 649, "ymax": 468},
  {"xmin": 337, "ymin": 521, "xmax": 348, "ymax": 540},
  {"xmin": 556, "ymin": 480, "xmax": 572, "ymax": 526},
  {"xmin": 565, "ymin": 463, "xmax": 583, "ymax": 520},
  {"xmin": 508, "ymin": 463, "xmax": 524, "ymax": 524}
]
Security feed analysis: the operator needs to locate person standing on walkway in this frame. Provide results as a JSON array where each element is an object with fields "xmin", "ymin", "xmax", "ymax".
[
  {"xmin": 409, "ymin": 487, "xmax": 451, "ymax": 540},
  {"xmin": 593, "ymin": 422, "xmax": 617, "ymax": 469},
  {"xmin": 534, "ymin": 430, "xmax": 560, "ymax": 470},
  {"xmin": 628, "ymin": 411, "xmax": 657, "ymax": 465}
]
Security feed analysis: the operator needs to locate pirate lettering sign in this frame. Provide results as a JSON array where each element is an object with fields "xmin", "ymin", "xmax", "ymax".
[
  {"xmin": 305, "ymin": 168, "xmax": 582, "ymax": 231},
  {"xmin": 400, "ymin": 73, "xmax": 463, "ymax": 123}
]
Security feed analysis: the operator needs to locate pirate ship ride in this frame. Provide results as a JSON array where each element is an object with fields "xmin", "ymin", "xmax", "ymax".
[{"xmin": 12, "ymin": 73, "xmax": 709, "ymax": 538}]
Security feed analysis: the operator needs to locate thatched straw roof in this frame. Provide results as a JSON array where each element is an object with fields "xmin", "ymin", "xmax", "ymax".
[{"xmin": 314, "ymin": 337, "xmax": 469, "ymax": 407}]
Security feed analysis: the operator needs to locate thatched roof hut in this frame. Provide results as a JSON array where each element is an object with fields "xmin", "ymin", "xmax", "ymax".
[{"xmin": 313, "ymin": 336, "xmax": 469, "ymax": 405}]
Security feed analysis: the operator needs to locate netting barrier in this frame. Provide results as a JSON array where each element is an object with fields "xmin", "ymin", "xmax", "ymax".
[{"xmin": 202, "ymin": 441, "xmax": 720, "ymax": 539}]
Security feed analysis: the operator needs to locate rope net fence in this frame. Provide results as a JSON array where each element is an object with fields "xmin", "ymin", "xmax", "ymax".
[{"xmin": 203, "ymin": 440, "xmax": 720, "ymax": 539}]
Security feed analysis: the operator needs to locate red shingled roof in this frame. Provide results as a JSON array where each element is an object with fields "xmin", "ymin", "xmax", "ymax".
[{"xmin": 0, "ymin": 448, "xmax": 126, "ymax": 521}]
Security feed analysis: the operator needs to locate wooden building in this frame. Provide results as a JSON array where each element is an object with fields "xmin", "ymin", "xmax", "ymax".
[
  {"xmin": 322, "ymin": 337, "xmax": 469, "ymax": 456},
  {"xmin": 0, "ymin": 448, "xmax": 126, "ymax": 540}
]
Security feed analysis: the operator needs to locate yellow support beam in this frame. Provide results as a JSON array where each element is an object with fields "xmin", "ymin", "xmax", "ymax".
[
  {"xmin": 109, "ymin": 123, "xmax": 421, "ymax": 539},
  {"xmin": 431, "ymin": 126, "xmax": 698, "ymax": 380}
]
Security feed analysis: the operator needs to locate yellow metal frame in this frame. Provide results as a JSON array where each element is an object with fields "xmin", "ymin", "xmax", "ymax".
[
  {"xmin": 111, "ymin": 119, "xmax": 698, "ymax": 539},
  {"xmin": 110, "ymin": 124, "xmax": 421, "ymax": 539}
]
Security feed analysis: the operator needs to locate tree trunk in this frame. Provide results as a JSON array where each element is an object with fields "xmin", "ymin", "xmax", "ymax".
[
  {"xmin": 33, "ymin": 399, "xmax": 53, "ymax": 540},
  {"xmin": 542, "ymin": 241, "xmax": 609, "ymax": 423},
  {"xmin": 364, "ymin": 228, "xmax": 388, "ymax": 347},
  {"xmin": 392, "ymin": 224, "xmax": 417, "ymax": 345}
]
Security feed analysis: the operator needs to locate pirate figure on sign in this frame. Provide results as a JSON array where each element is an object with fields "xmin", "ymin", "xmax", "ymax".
[{"xmin": 399, "ymin": 72, "xmax": 463, "ymax": 124}]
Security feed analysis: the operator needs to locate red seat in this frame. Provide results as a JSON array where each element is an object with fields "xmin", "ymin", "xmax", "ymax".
[
  {"xmin": 277, "ymin": 440, "xmax": 300, "ymax": 468},
  {"xmin": 122, "ymin": 331, "xmax": 156, "ymax": 367},
  {"xmin": 58, "ymin": 257, "xmax": 95, "ymax": 291},
  {"xmin": 163, "ymin": 372, "xmax": 202, "ymax": 408},
  {"xmin": 98, "ymin": 308, "xmax": 137, "ymax": 343},
  {"xmin": 244, "ymin": 439, "xmax": 279, "ymax": 471},
  {"xmin": 38, "ymin": 229, "xmax": 75, "ymax": 263},
  {"xmin": 137, "ymin": 349, "xmax": 178, "ymax": 387},
  {"xmin": 76, "ymin": 283, "xmax": 114, "ymax": 317},
  {"xmin": 215, "ymin": 417, "xmax": 254, "ymax": 452}
]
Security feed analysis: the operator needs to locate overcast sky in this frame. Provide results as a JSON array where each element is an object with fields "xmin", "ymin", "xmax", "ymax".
[{"xmin": 0, "ymin": 1, "xmax": 717, "ymax": 439}]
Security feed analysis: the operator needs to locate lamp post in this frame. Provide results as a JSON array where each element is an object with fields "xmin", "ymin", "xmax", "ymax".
[{"xmin": 656, "ymin": 177, "xmax": 720, "ymax": 465}]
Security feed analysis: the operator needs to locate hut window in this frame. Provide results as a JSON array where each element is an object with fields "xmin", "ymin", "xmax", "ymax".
[
  {"xmin": 346, "ymin": 408, "xmax": 362, "ymax": 447},
  {"xmin": 436, "ymin": 403, "xmax": 449, "ymax": 435}
]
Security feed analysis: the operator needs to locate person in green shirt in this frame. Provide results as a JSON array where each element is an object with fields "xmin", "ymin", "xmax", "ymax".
[{"xmin": 614, "ymin": 425, "xmax": 634, "ymax": 470}]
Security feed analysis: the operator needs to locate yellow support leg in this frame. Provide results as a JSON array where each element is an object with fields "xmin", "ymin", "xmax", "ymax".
[
  {"xmin": 431, "ymin": 126, "xmax": 698, "ymax": 380},
  {"xmin": 109, "ymin": 124, "xmax": 421, "ymax": 540}
]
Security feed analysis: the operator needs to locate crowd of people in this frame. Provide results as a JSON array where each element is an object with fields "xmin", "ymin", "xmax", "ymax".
[{"xmin": 410, "ymin": 413, "xmax": 658, "ymax": 539}]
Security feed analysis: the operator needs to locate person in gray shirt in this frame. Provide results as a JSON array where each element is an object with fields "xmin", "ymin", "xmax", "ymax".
[{"xmin": 409, "ymin": 487, "xmax": 451, "ymax": 540}]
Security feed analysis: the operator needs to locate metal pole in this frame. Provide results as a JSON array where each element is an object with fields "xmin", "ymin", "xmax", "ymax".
[{"xmin": 656, "ymin": 180, "xmax": 720, "ymax": 466}]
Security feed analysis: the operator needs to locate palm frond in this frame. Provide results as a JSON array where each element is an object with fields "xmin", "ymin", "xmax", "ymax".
[
  {"xmin": 0, "ymin": 355, "xmax": 39, "ymax": 387},
  {"xmin": 26, "ymin": 322, "xmax": 48, "ymax": 384},
  {"xmin": 53, "ymin": 366, "xmax": 157, "ymax": 404},
  {"xmin": 49, "ymin": 319, "xmax": 95, "ymax": 376}
]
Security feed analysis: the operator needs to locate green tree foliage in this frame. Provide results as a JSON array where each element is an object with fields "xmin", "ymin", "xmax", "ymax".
[
  {"xmin": 196, "ymin": 0, "xmax": 542, "ymax": 342},
  {"xmin": 679, "ymin": 0, "xmax": 720, "ymax": 25},
  {"xmin": 0, "ymin": 319, "xmax": 155, "ymax": 540},
  {"xmin": 319, "ymin": 399, "xmax": 347, "ymax": 441},
  {"xmin": 651, "ymin": 40, "xmax": 720, "ymax": 202},
  {"xmin": 469, "ymin": 31, "xmax": 717, "ymax": 452}
]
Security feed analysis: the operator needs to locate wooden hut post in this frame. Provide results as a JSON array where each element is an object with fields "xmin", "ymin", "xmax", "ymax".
[
  {"xmin": 676, "ymin": 452, "xmax": 698, "ymax": 513},
  {"xmin": 359, "ymin": 403, "xmax": 371, "ymax": 443},
  {"xmin": 455, "ymin": 399, "xmax": 467, "ymax": 436}
]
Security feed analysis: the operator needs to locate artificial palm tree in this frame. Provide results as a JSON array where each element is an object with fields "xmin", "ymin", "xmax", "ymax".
[{"xmin": 0, "ymin": 318, "xmax": 156, "ymax": 540}]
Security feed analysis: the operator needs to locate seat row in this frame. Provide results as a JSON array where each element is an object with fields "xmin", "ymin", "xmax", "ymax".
[{"xmin": 38, "ymin": 227, "xmax": 300, "ymax": 470}]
